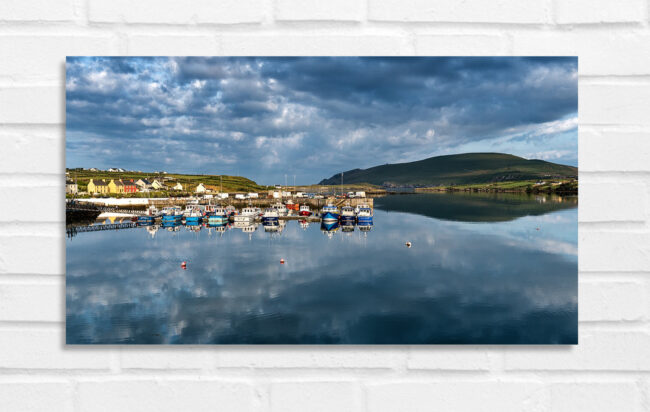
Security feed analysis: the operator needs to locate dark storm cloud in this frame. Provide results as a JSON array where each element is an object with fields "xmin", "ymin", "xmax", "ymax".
[{"xmin": 66, "ymin": 57, "xmax": 577, "ymax": 184}]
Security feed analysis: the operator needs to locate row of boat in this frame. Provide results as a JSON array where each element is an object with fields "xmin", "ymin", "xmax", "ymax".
[{"xmin": 137, "ymin": 202, "xmax": 374, "ymax": 225}]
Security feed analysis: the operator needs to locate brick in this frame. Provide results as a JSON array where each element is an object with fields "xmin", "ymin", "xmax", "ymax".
[
  {"xmin": 578, "ymin": 180, "xmax": 646, "ymax": 222},
  {"xmin": 415, "ymin": 34, "xmax": 508, "ymax": 55},
  {"xmin": 0, "ymin": 382, "xmax": 74, "ymax": 412},
  {"xmin": 0, "ymin": 329, "xmax": 111, "ymax": 369},
  {"xmin": 548, "ymin": 382, "xmax": 643, "ymax": 412},
  {"xmin": 580, "ymin": 83, "xmax": 650, "ymax": 125},
  {"xmin": 579, "ymin": 281, "xmax": 646, "ymax": 321},
  {"xmin": 271, "ymin": 382, "xmax": 361, "ymax": 412},
  {"xmin": 505, "ymin": 331, "xmax": 650, "ymax": 370},
  {"xmin": 126, "ymin": 35, "xmax": 219, "ymax": 55},
  {"xmin": 555, "ymin": 0, "xmax": 645, "ymax": 24},
  {"xmin": 0, "ymin": 282, "xmax": 63, "ymax": 322},
  {"xmin": 407, "ymin": 347, "xmax": 491, "ymax": 370},
  {"xmin": 275, "ymin": 0, "xmax": 364, "ymax": 21},
  {"xmin": 216, "ymin": 347, "xmax": 405, "ymax": 368},
  {"xmin": 368, "ymin": 0, "xmax": 549, "ymax": 23},
  {"xmin": 579, "ymin": 129, "xmax": 650, "ymax": 171},
  {"xmin": 220, "ymin": 34, "xmax": 414, "ymax": 56},
  {"xmin": 0, "ymin": 0, "xmax": 76, "ymax": 22},
  {"xmin": 89, "ymin": 0, "xmax": 266, "ymax": 24},
  {"xmin": 0, "ymin": 36, "xmax": 117, "ymax": 82},
  {"xmin": 512, "ymin": 31, "xmax": 650, "ymax": 76},
  {"xmin": 0, "ymin": 187, "xmax": 63, "ymax": 222},
  {"xmin": 0, "ymin": 87, "xmax": 63, "ymax": 124},
  {"xmin": 366, "ymin": 382, "xmax": 547, "ymax": 412},
  {"xmin": 77, "ymin": 380, "xmax": 254, "ymax": 412},
  {"xmin": 120, "ymin": 348, "xmax": 214, "ymax": 370},
  {"xmin": 0, "ymin": 236, "xmax": 64, "ymax": 275},
  {"xmin": 0, "ymin": 126, "xmax": 64, "ymax": 174},
  {"xmin": 580, "ymin": 232, "xmax": 650, "ymax": 272}
]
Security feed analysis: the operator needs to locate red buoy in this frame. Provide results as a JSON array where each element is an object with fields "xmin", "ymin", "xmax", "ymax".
[
  {"xmin": 181, "ymin": 261, "xmax": 187, "ymax": 269},
  {"xmin": 280, "ymin": 259, "xmax": 285, "ymax": 264}
]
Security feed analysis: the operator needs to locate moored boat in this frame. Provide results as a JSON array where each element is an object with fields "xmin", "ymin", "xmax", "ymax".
[
  {"xmin": 356, "ymin": 204, "xmax": 373, "ymax": 224},
  {"xmin": 340, "ymin": 205, "xmax": 356, "ymax": 223},
  {"xmin": 161, "ymin": 206, "xmax": 183, "ymax": 222},
  {"xmin": 321, "ymin": 204, "xmax": 340, "ymax": 221},
  {"xmin": 262, "ymin": 207, "xmax": 279, "ymax": 224},
  {"xmin": 299, "ymin": 204, "xmax": 312, "ymax": 216},
  {"xmin": 207, "ymin": 206, "xmax": 228, "ymax": 226}
]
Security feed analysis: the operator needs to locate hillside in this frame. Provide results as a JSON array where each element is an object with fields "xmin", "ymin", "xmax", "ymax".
[
  {"xmin": 318, "ymin": 153, "xmax": 578, "ymax": 187},
  {"xmin": 66, "ymin": 170, "xmax": 269, "ymax": 193}
]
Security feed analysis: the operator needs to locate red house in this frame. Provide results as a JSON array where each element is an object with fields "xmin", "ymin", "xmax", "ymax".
[{"xmin": 122, "ymin": 179, "xmax": 138, "ymax": 193}]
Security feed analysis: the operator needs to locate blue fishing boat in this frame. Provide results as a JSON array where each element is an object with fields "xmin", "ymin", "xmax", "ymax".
[
  {"xmin": 161, "ymin": 206, "xmax": 183, "ymax": 222},
  {"xmin": 340, "ymin": 206, "xmax": 356, "ymax": 223},
  {"xmin": 207, "ymin": 206, "xmax": 228, "ymax": 226},
  {"xmin": 356, "ymin": 204, "xmax": 373, "ymax": 224},
  {"xmin": 321, "ymin": 204, "xmax": 340, "ymax": 221},
  {"xmin": 184, "ymin": 205, "xmax": 203, "ymax": 223},
  {"xmin": 137, "ymin": 205, "xmax": 159, "ymax": 225},
  {"xmin": 262, "ymin": 208, "xmax": 279, "ymax": 224}
]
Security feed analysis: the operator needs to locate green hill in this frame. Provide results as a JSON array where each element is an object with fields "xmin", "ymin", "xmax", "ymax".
[{"xmin": 318, "ymin": 153, "xmax": 577, "ymax": 186}]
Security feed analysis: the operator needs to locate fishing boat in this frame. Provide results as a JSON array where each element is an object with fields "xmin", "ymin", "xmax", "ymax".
[
  {"xmin": 340, "ymin": 205, "xmax": 356, "ymax": 223},
  {"xmin": 184, "ymin": 205, "xmax": 203, "ymax": 223},
  {"xmin": 271, "ymin": 202, "xmax": 288, "ymax": 216},
  {"xmin": 262, "ymin": 207, "xmax": 279, "ymax": 224},
  {"xmin": 321, "ymin": 204, "xmax": 340, "ymax": 221},
  {"xmin": 356, "ymin": 204, "xmax": 373, "ymax": 224},
  {"xmin": 299, "ymin": 204, "xmax": 312, "ymax": 216},
  {"xmin": 207, "ymin": 206, "xmax": 228, "ymax": 226},
  {"xmin": 285, "ymin": 200, "xmax": 299, "ymax": 211},
  {"xmin": 137, "ymin": 205, "xmax": 159, "ymax": 225},
  {"xmin": 161, "ymin": 206, "xmax": 183, "ymax": 222},
  {"xmin": 234, "ymin": 207, "xmax": 257, "ymax": 223},
  {"xmin": 225, "ymin": 205, "xmax": 237, "ymax": 217}
]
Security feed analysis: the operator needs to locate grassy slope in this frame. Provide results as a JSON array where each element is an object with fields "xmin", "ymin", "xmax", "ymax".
[
  {"xmin": 318, "ymin": 153, "xmax": 578, "ymax": 186},
  {"xmin": 66, "ymin": 170, "xmax": 269, "ymax": 193}
]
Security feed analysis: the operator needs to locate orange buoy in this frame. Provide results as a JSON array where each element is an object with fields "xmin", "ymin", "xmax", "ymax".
[{"xmin": 280, "ymin": 258, "xmax": 285, "ymax": 264}]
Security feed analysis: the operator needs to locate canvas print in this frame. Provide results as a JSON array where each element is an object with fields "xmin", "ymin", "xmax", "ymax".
[{"xmin": 65, "ymin": 57, "xmax": 578, "ymax": 344}]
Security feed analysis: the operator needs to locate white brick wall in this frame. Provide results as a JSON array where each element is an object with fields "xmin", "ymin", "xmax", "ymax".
[{"xmin": 1, "ymin": 1, "xmax": 648, "ymax": 410}]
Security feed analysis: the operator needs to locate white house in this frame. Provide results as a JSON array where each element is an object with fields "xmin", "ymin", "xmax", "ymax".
[
  {"xmin": 195, "ymin": 183, "xmax": 207, "ymax": 193},
  {"xmin": 282, "ymin": 191, "xmax": 291, "ymax": 198},
  {"xmin": 172, "ymin": 182, "xmax": 183, "ymax": 191},
  {"xmin": 218, "ymin": 193, "xmax": 229, "ymax": 199},
  {"xmin": 247, "ymin": 192, "xmax": 259, "ymax": 199},
  {"xmin": 151, "ymin": 180, "xmax": 167, "ymax": 190},
  {"xmin": 235, "ymin": 193, "xmax": 246, "ymax": 199},
  {"xmin": 272, "ymin": 191, "xmax": 281, "ymax": 199},
  {"xmin": 355, "ymin": 191, "xmax": 366, "ymax": 198}
]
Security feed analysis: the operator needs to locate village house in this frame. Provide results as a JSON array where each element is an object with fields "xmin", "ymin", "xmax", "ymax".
[
  {"xmin": 122, "ymin": 179, "xmax": 137, "ymax": 193},
  {"xmin": 151, "ymin": 180, "xmax": 167, "ymax": 190},
  {"xmin": 195, "ymin": 183, "xmax": 207, "ymax": 193},
  {"xmin": 108, "ymin": 179, "xmax": 124, "ymax": 193},
  {"xmin": 135, "ymin": 178, "xmax": 152, "ymax": 191},
  {"xmin": 87, "ymin": 179, "xmax": 109, "ymax": 194},
  {"xmin": 172, "ymin": 182, "xmax": 183, "ymax": 191},
  {"xmin": 66, "ymin": 180, "xmax": 78, "ymax": 194}
]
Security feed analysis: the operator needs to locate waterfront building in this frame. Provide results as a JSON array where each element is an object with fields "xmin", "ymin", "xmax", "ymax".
[
  {"xmin": 122, "ymin": 180, "xmax": 137, "ymax": 193},
  {"xmin": 87, "ymin": 179, "xmax": 109, "ymax": 194},
  {"xmin": 108, "ymin": 179, "xmax": 124, "ymax": 193},
  {"xmin": 135, "ymin": 178, "xmax": 152, "ymax": 190},
  {"xmin": 66, "ymin": 180, "xmax": 78, "ymax": 194}
]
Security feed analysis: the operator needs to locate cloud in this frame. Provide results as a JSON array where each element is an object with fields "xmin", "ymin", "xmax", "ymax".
[{"xmin": 66, "ymin": 57, "xmax": 578, "ymax": 184}]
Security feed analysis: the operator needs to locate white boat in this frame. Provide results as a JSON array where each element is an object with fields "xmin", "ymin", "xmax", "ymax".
[
  {"xmin": 234, "ymin": 207, "xmax": 258, "ymax": 223},
  {"xmin": 299, "ymin": 204, "xmax": 311, "ymax": 216},
  {"xmin": 356, "ymin": 204, "xmax": 373, "ymax": 223},
  {"xmin": 262, "ymin": 207, "xmax": 279, "ymax": 223},
  {"xmin": 272, "ymin": 202, "xmax": 288, "ymax": 216},
  {"xmin": 340, "ymin": 206, "xmax": 356, "ymax": 222}
]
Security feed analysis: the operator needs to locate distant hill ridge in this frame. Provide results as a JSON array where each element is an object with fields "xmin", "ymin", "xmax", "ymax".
[{"xmin": 318, "ymin": 153, "xmax": 578, "ymax": 186}]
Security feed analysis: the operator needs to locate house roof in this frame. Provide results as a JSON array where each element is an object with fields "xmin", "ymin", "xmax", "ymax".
[
  {"xmin": 91, "ymin": 179, "xmax": 108, "ymax": 186},
  {"xmin": 121, "ymin": 179, "xmax": 136, "ymax": 187}
]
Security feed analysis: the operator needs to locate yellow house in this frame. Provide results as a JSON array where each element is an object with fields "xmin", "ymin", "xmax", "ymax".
[
  {"xmin": 87, "ymin": 179, "xmax": 109, "ymax": 194},
  {"xmin": 108, "ymin": 179, "xmax": 124, "ymax": 193}
]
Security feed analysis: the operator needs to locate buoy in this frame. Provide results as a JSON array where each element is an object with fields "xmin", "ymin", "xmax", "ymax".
[
  {"xmin": 181, "ymin": 261, "xmax": 187, "ymax": 269},
  {"xmin": 536, "ymin": 227, "xmax": 540, "ymax": 231},
  {"xmin": 280, "ymin": 258, "xmax": 285, "ymax": 264},
  {"xmin": 405, "ymin": 242, "xmax": 412, "ymax": 248}
]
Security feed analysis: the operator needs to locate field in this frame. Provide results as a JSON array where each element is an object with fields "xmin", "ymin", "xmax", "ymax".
[{"xmin": 415, "ymin": 179, "xmax": 578, "ymax": 194}]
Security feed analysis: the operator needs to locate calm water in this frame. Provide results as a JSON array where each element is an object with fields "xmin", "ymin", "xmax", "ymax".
[{"xmin": 66, "ymin": 193, "xmax": 578, "ymax": 344}]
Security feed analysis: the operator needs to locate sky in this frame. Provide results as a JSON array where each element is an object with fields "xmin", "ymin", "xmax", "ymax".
[{"xmin": 66, "ymin": 57, "xmax": 578, "ymax": 185}]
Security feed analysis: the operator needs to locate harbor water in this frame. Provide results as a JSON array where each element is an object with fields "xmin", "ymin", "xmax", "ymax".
[{"xmin": 66, "ymin": 193, "xmax": 578, "ymax": 344}]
